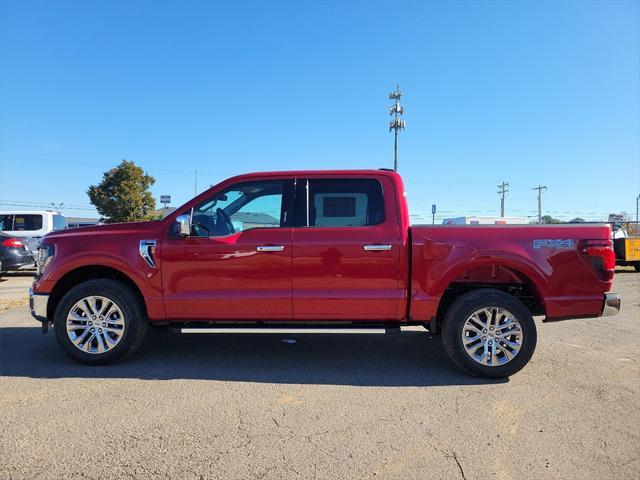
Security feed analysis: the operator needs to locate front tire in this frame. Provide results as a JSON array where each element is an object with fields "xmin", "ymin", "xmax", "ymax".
[
  {"xmin": 441, "ymin": 289, "xmax": 537, "ymax": 378},
  {"xmin": 53, "ymin": 279, "xmax": 148, "ymax": 364}
]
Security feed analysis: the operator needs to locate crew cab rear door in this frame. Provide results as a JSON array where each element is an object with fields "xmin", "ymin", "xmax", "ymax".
[
  {"xmin": 291, "ymin": 176, "xmax": 403, "ymax": 320},
  {"xmin": 161, "ymin": 179, "xmax": 294, "ymax": 320}
]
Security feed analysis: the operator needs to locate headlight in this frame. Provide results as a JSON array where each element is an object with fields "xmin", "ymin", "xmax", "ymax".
[{"xmin": 36, "ymin": 244, "xmax": 55, "ymax": 277}]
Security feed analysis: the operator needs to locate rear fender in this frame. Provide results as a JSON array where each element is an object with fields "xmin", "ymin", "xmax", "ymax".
[{"xmin": 411, "ymin": 249, "xmax": 550, "ymax": 321}]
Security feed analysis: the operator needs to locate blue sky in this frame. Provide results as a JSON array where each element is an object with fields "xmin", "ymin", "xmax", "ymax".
[{"xmin": 1, "ymin": 0, "xmax": 638, "ymax": 222}]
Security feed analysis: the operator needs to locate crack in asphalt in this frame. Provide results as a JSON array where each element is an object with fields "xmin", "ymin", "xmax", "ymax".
[{"xmin": 451, "ymin": 451, "xmax": 466, "ymax": 480}]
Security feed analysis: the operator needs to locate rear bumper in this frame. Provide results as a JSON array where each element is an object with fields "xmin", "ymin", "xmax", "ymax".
[
  {"xmin": 602, "ymin": 293, "xmax": 621, "ymax": 317},
  {"xmin": 29, "ymin": 288, "xmax": 49, "ymax": 322},
  {"xmin": 543, "ymin": 292, "xmax": 621, "ymax": 322}
]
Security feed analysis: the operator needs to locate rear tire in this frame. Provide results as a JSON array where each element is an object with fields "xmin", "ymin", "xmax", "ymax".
[
  {"xmin": 441, "ymin": 289, "xmax": 537, "ymax": 378},
  {"xmin": 53, "ymin": 279, "xmax": 148, "ymax": 364},
  {"xmin": 634, "ymin": 263, "xmax": 640, "ymax": 272}
]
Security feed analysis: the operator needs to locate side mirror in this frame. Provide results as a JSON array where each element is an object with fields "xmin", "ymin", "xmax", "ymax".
[{"xmin": 175, "ymin": 214, "xmax": 191, "ymax": 237}]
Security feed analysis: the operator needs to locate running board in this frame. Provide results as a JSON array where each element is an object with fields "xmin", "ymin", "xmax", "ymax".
[{"xmin": 178, "ymin": 326, "xmax": 407, "ymax": 335}]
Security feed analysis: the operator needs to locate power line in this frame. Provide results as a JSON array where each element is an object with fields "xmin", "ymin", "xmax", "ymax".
[
  {"xmin": 0, "ymin": 154, "xmax": 235, "ymax": 178},
  {"xmin": 0, "ymin": 200, "xmax": 97, "ymax": 211}
]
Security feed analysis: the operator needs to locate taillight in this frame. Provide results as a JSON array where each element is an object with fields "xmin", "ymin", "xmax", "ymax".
[
  {"xmin": 1, "ymin": 237, "xmax": 24, "ymax": 248},
  {"xmin": 581, "ymin": 239, "xmax": 615, "ymax": 281}
]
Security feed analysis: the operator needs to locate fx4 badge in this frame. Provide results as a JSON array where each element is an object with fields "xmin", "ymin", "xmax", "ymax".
[{"xmin": 533, "ymin": 239, "xmax": 575, "ymax": 249}]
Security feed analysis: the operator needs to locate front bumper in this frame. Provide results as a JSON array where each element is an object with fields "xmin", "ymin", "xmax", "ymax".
[
  {"xmin": 602, "ymin": 293, "xmax": 621, "ymax": 317},
  {"xmin": 29, "ymin": 288, "xmax": 49, "ymax": 322}
]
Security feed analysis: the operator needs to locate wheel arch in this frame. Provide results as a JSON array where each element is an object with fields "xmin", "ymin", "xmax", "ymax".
[
  {"xmin": 433, "ymin": 257, "xmax": 549, "ymax": 329},
  {"xmin": 47, "ymin": 265, "xmax": 148, "ymax": 321}
]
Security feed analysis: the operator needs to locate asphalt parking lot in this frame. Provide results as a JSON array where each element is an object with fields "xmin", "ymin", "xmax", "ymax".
[{"xmin": 1, "ymin": 270, "xmax": 638, "ymax": 479}]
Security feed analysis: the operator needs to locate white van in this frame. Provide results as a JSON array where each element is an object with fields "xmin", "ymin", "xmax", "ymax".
[{"xmin": 0, "ymin": 211, "xmax": 68, "ymax": 253}]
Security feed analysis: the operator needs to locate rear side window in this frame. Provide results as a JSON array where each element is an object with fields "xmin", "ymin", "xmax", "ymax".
[
  {"xmin": 300, "ymin": 179, "xmax": 385, "ymax": 227},
  {"xmin": 0, "ymin": 215, "xmax": 13, "ymax": 231},
  {"xmin": 52, "ymin": 215, "xmax": 67, "ymax": 231},
  {"xmin": 2, "ymin": 214, "xmax": 43, "ymax": 231}
]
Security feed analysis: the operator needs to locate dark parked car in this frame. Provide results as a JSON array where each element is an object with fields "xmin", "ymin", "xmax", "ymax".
[{"xmin": 0, "ymin": 232, "xmax": 35, "ymax": 273}]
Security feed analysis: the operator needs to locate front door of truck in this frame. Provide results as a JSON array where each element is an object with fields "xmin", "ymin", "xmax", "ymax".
[
  {"xmin": 161, "ymin": 179, "xmax": 294, "ymax": 320},
  {"xmin": 291, "ymin": 177, "xmax": 403, "ymax": 321}
]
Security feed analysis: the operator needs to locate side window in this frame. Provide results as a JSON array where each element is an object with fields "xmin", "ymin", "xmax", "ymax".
[
  {"xmin": 52, "ymin": 215, "xmax": 67, "ymax": 231},
  {"xmin": 189, "ymin": 181, "xmax": 286, "ymax": 237},
  {"xmin": 13, "ymin": 215, "xmax": 43, "ymax": 231},
  {"xmin": 0, "ymin": 215, "xmax": 14, "ymax": 231},
  {"xmin": 306, "ymin": 179, "xmax": 385, "ymax": 227}
]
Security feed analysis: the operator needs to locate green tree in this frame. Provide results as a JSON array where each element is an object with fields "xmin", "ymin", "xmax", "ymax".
[
  {"xmin": 88, "ymin": 160, "xmax": 157, "ymax": 223},
  {"xmin": 569, "ymin": 217, "xmax": 585, "ymax": 223},
  {"xmin": 541, "ymin": 215, "xmax": 562, "ymax": 224}
]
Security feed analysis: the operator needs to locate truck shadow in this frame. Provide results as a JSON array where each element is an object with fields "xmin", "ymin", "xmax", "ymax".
[{"xmin": 0, "ymin": 327, "xmax": 506, "ymax": 387}]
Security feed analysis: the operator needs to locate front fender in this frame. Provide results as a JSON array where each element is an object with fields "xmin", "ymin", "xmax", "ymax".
[
  {"xmin": 47, "ymin": 252, "xmax": 156, "ymax": 289},
  {"xmin": 35, "ymin": 251, "xmax": 165, "ymax": 321}
]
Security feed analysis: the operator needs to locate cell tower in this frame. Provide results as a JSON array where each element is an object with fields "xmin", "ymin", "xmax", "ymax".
[{"xmin": 389, "ymin": 84, "xmax": 405, "ymax": 172}]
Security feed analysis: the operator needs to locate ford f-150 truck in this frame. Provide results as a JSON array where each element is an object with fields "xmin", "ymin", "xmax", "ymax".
[{"xmin": 29, "ymin": 170, "xmax": 620, "ymax": 377}]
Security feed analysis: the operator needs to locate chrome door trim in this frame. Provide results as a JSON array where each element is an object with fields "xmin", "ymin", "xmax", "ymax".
[
  {"xmin": 363, "ymin": 244, "xmax": 392, "ymax": 251},
  {"xmin": 256, "ymin": 245, "xmax": 285, "ymax": 252}
]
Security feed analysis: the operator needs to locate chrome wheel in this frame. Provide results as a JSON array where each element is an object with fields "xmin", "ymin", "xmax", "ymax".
[
  {"xmin": 66, "ymin": 296, "xmax": 125, "ymax": 354},
  {"xmin": 461, "ymin": 307, "xmax": 523, "ymax": 366}
]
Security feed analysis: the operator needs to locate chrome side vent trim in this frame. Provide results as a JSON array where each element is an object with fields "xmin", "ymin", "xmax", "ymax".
[{"xmin": 139, "ymin": 239, "xmax": 157, "ymax": 268}]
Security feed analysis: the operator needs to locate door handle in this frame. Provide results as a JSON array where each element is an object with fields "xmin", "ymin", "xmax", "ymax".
[
  {"xmin": 363, "ymin": 244, "xmax": 392, "ymax": 251},
  {"xmin": 256, "ymin": 245, "xmax": 285, "ymax": 252}
]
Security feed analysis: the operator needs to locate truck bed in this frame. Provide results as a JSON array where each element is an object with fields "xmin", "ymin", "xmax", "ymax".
[{"xmin": 408, "ymin": 223, "xmax": 614, "ymax": 322}]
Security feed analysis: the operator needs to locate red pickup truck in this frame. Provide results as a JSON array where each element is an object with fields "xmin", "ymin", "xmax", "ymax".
[{"xmin": 30, "ymin": 170, "xmax": 620, "ymax": 377}]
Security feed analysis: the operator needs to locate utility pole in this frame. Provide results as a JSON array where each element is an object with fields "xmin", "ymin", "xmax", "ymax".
[
  {"xmin": 497, "ymin": 182, "xmax": 509, "ymax": 217},
  {"xmin": 388, "ymin": 84, "xmax": 405, "ymax": 172},
  {"xmin": 532, "ymin": 185, "xmax": 547, "ymax": 224}
]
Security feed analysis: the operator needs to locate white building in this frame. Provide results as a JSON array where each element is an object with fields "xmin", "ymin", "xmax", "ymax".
[{"xmin": 442, "ymin": 216, "xmax": 530, "ymax": 225}]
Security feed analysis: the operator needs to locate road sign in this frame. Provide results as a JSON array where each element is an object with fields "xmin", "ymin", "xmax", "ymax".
[
  {"xmin": 160, "ymin": 195, "xmax": 171, "ymax": 205},
  {"xmin": 432, "ymin": 204, "xmax": 436, "ymax": 214}
]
